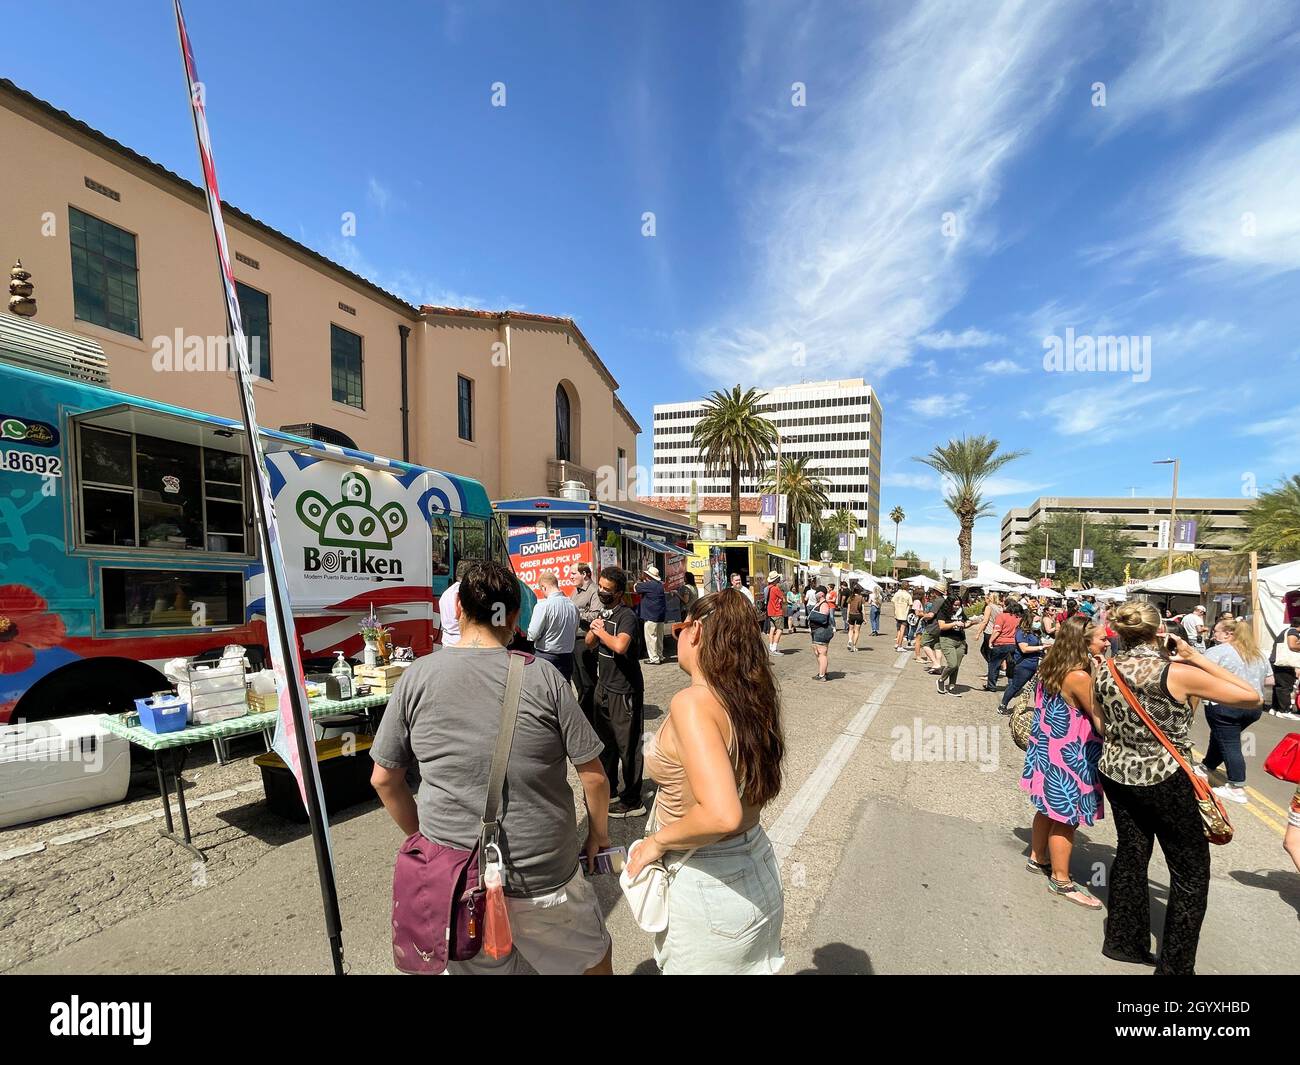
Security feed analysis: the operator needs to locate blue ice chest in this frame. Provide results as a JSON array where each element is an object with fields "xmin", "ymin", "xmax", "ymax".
[{"xmin": 134, "ymin": 693, "xmax": 189, "ymax": 734}]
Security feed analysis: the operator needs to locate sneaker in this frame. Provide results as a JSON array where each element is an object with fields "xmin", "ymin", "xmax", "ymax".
[
  {"xmin": 1277, "ymin": 711, "xmax": 1300, "ymax": 721},
  {"xmin": 1212, "ymin": 784, "xmax": 1248, "ymax": 805},
  {"xmin": 1192, "ymin": 763, "xmax": 1209, "ymax": 780},
  {"xmin": 981, "ymin": 684, "xmax": 998, "ymax": 693},
  {"xmin": 608, "ymin": 800, "xmax": 647, "ymax": 818},
  {"xmin": 936, "ymin": 678, "xmax": 946, "ymax": 696}
]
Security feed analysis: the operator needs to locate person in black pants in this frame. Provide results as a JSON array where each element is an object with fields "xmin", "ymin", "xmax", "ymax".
[
  {"xmin": 586, "ymin": 565, "xmax": 647, "ymax": 818},
  {"xmin": 570, "ymin": 563, "xmax": 602, "ymax": 722},
  {"xmin": 1094, "ymin": 602, "xmax": 1262, "ymax": 974}
]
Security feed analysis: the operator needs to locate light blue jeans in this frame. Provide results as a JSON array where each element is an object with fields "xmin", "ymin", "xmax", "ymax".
[{"xmin": 654, "ymin": 825, "xmax": 784, "ymax": 975}]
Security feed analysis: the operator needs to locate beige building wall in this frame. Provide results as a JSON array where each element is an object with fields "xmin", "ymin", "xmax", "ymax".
[{"xmin": 0, "ymin": 79, "xmax": 638, "ymax": 497}]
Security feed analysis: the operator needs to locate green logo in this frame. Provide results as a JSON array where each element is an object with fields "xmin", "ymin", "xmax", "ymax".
[{"xmin": 297, "ymin": 471, "xmax": 408, "ymax": 565}]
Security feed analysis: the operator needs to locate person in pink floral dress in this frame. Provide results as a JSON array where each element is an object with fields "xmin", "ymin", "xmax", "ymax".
[{"xmin": 1021, "ymin": 617, "xmax": 1106, "ymax": 910}]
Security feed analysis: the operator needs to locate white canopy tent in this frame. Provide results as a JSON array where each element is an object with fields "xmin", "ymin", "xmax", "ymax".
[
  {"xmin": 1032, "ymin": 586, "xmax": 1062, "ymax": 599},
  {"xmin": 972, "ymin": 560, "xmax": 1036, "ymax": 587},
  {"xmin": 906, "ymin": 575, "xmax": 945, "ymax": 591},
  {"xmin": 1129, "ymin": 569, "xmax": 1202, "ymax": 597},
  {"xmin": 1258, "ymin": 560, "xmax": 1300, "ymax": 642},
  {"xmin": 876, "ymin": 575, "xmax": 899, "ymax": 585}
]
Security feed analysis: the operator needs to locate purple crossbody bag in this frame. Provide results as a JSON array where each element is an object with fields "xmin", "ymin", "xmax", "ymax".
[{"xmin": 390, "ymin": 651, "xmax": 528, "ymax": 974}]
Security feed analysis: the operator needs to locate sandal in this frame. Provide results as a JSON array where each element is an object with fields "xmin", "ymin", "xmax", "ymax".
[
  {"xmin": 1025, "ymin": 858, "xmax": 1050, "ymax": 876},
  {"xmin": 1047, "ymin": 876, "xmax": 1102, "ymax": 909}
]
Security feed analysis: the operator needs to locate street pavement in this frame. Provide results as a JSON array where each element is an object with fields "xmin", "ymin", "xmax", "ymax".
[{"xmin": 5, "ymin": 608, "xmax": 1298, "ymax": 975}]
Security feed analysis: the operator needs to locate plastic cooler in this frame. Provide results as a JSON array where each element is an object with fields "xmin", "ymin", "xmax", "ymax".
[{"xmin": 0, "ymin": 715, "xmax": 131, "ymax": 828}]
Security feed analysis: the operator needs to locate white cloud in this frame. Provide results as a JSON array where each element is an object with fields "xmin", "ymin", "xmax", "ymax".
[
  {"xmin": 1040, "ymin": 384, "xmax": 1202, "ymax": 441},
  {"xmin": 1102, "ymin": 0, "xmax": 1295, "ymax": 130},
  {"xmin": 909, "ymin": 393, "xmax": 968, "ymax": 418},
  {"xmin": 883, "ymin": 471, "xmax": 938, "ymax": 490},
  {"xmin": 916, "ymin": 328, "xmax": 1003, "ymax": 350},
  {"xmin": 688, "ymin": 0, "xmax": 1083, "ymax": 385},
  {"xmin": 981, "ymin": 358, "xmax": 1028, "ymax": 375},
  {"xmin": 1239, "ymin": 416, "xmax": 1290, "ymax": 438},
  {"xmin": 366, "ymin": 177, "xmax": 393, "ymax": 214}
]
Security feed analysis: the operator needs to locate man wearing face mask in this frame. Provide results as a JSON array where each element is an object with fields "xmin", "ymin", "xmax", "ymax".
[{"xmin": 585, "ymin": 565, "xmax": 646, "ymax": 817}]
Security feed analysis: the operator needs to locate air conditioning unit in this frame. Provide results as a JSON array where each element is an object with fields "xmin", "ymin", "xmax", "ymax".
[
  {"xmin": 559, "ymin": 480, "xmax": 590, "ymax": 501},
  {"xmin": 700, "ymin": 524, "xmax": 727, "ymax": 541},
  {"xmin": 0, "ymin": 315, "xmax": 108, "ymax": 384}
]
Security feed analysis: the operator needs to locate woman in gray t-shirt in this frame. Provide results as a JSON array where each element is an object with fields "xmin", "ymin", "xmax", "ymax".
[{"xmin": 1196, "ymin": 616, "xmax": 1271, "ymax": 802}]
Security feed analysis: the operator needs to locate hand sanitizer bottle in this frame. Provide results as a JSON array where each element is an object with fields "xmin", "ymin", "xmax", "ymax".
[{"xmin": 332, "ymin": 651, "xmax": 354, "ymax": 700}]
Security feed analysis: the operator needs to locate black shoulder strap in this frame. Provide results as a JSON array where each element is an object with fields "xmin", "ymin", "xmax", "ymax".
[{"xmin": 480, "ymin": 651, "xmax": 526, "ymax": 855}]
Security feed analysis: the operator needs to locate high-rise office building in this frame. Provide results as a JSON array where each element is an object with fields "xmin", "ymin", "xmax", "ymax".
[{"xmin": 651, "ymin": 378, "xmax": 882, "ymax": 541}]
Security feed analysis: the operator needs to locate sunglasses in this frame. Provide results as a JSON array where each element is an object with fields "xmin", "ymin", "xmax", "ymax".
[{"xmin": 671, "ymin": 621, "xmax": 692, "ymax": 639}]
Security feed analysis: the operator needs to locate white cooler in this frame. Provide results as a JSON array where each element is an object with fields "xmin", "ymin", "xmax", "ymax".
[{"xmin": 0, "ymin": 715, "xmax": 131, "ymax": 829}]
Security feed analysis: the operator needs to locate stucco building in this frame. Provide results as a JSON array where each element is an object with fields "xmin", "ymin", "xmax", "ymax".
[{"xmin": 0, "ymin": 78, "xmax": 638, "ymax": 500}]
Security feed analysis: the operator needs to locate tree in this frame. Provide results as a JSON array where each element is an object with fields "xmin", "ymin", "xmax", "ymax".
[
  {"xmin": 691, "ymin": 386, "xmax": 778, "ymax": 538},
  {"xmin": 761, "ymin": 455, "xmax": 831, "ymax": 550},
  {"xmin": 1015, "ymin": 514, "xmax": 1139, "ymax": 588},
  {"xmin": 913, "ymin": 435, "xmax": 1028, "ymax": 579},
  {"xmin": 1136, "ymin": 511, "xmax": 1240, "ymax": 578},
  {"xmin": 1242, "ymin": 476, "xmax": 1300, "ymax": 561},
  {"xmin": 889, "ymin": 506, "xmax": 905, "ymax": 571}
]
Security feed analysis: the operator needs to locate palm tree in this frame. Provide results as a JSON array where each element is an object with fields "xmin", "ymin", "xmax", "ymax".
[
  {"xmin": 824, "ymin": 508, "xmax": 857, "ymax": 562},
  {"xmin": 691, "ymin": 386, "xmax": 778, "ymax": 538},
  {"xmin": 761, "ymin": 455, "xmax": 831, "ymax": 550},
  {"xmin": 1243, "ymin": 476, "xmax": 1300, "ymax": 561},
  {"xmin": 913, "ymin": 435, "xmax": 1028, "ymax": 579},
  {"xmin": 1136, "ymin": 511, "xmax": 1233, "ymax": 578},
  {"xmin": 889, "ymin": 506, "xmax": 905, "ymax": 572}
]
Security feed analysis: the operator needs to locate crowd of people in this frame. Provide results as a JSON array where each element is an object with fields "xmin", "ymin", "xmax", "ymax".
[{"xmin": 375, "ymin": 561, "xmax": 1299, "ymax": 977}]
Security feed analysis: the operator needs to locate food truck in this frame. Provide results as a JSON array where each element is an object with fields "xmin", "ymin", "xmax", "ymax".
[
  {"xmin": 688, "ymin": 536, "xmax": 800, "ymax": 594},
  {"xmin": 0, "ymin": 318, "xmax": 532, "ymax": 723},
  {"xmin": 493, "ymin": 493, "xmax": 696, "ymax": 617}
]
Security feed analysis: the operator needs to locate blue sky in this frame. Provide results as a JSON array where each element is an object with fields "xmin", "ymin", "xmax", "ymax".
[{"xmin": 5, "ymin": 0, "xmax": 1298, "ymax": 567}]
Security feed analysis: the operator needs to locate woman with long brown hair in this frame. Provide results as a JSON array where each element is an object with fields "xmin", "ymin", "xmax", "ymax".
[
  {"xmin": 1020, "ymin": 616, "xmax": 1106, "ymax": 910},
  {"xmin": 627, "ymin": 587, "xmax": 786, "ymax": 974}
]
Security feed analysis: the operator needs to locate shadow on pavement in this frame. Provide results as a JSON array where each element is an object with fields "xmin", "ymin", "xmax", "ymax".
[
  {"xmin": 795, "ymin": 942, "xmax": 874, "ymax": 974},
  {"xmin": 1228, "ymin": 868, "xmax": 1300, "ymax": 917}
]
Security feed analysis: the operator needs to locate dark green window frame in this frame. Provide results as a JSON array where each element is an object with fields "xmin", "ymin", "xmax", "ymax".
[
  {"xmin": 330, "ymin": 324, "xmax": 364, "ymax": 408},
  {"xmin": 69, "ymin": 206, "xmax": 141, "ymax": 337},
  {"xmin": 236, "ymin": 282, "xmax": 271, "ymax": 379}
]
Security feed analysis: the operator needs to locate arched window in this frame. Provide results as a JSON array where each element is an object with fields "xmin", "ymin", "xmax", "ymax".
[{"xmin": 555, "ymin": 384, "xmax": 572, "ymax": 462}]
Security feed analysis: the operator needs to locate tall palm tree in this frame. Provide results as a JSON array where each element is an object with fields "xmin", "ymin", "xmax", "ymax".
[
  {"xmin": 692, "ymin": 386, "xmax": 778, "ymax": 538},
  {"xmin": 761, "ymin": 455, "xmax": 831, "ymax": 550},
  {"xmin": 889, "ymin": 506, "xmax": 905, "ymax": 571},
  {"xmin": 913, "ymin": 435, "xmax": 1028, "ymax": 579},
  {"xmin": 1243, "ymin": 475, "xmax": 1300, "ymax": 561}
]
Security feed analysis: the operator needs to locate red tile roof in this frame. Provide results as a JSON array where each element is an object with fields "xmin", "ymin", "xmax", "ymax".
[{"xmin": 643, "ymin": 496, "xmax": 760, "ymax": 513}]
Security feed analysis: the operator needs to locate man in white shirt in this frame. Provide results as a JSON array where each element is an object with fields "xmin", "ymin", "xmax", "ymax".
[
  {"xmin": 528, "ymin": 570, "xmax": 580, "ymax": 681},
  {"xmin": 730, "ymin": 572, "xmax": 754, "ymax": 604},
  {"xmin": 437, "ymin": 562, "xmax": 470, "ymax": 646},
  {"xmin": 1182, "ymin": 604, "xmax": 1208, "ymax": 649},
  {"xmin": 892, "ymin": 586, "xmax": 913, "ymax": 651}
]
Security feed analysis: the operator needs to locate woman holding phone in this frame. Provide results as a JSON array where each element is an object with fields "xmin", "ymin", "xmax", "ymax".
[
  {"xmin": 1094, "ymin": 601, "xmax": 1262, "ymax": 974},
  {"xmin": 629, "ymin": 587, "xmax": 786, "ymax": 974}
]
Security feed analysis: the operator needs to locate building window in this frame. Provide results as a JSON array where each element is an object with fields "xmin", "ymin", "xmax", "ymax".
[
  {"xmin": 236, "ymin": 282, "xmax": 271, "ymax": 379},
  {"xmin": 618, "ymin": 448, "xmax": 627, "ymax": 495},
  {"xmin": 457, "ymin": 375, "xmax": 474, "ymax": 441},
  {"xmin": 69, "ymin": 206, "xmax": 140, "ymax": 337},
  {"xmin": 330, "ymin": 324, "xmax": 364, "ymax": 408},
  {"xmin": 555, "ymin": 384, "xmax": 572, "ymax": 461}
]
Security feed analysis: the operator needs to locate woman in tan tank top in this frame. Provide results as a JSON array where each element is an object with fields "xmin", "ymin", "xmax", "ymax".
[{"xmin": 626, "ymin": 587, "xmax": 786, "ymax": 974}]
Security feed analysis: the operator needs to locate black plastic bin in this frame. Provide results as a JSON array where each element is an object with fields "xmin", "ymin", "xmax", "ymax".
[{"xmin": 254, "ymin": 735, "xmax": 376, "ymax": 822}]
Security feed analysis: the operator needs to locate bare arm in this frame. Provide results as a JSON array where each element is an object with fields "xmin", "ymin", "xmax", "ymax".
[
  {"xmin": 371, "ymin": 762, "xmax": 419, "ymax": 836},
  {"xmin": 653, "ymin": 696, "xmax": 743, "ymax": 846},
  {"xmin": 1064, "ymin": 668, "xmax": 1102, "ymax": 736},
  {"xmin": 1165, "ymin": 636, "xmax": 1261, "ymax": 709},
  {"xmin": 587, "ymin": 618, "xmax": 632, "ymax": 655},
  {"xmin": 575, "ymin": 757, "xmax": 610, "ymax": 871}
]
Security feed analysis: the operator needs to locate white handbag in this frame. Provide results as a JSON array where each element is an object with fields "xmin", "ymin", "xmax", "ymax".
[
  {"xmin": 619, "ymin": 797, "xmax": 697, "ymax": 934},
  {"xmin": 1275, "ymin": 629, "xmax": 1300, "ymax": 669}
]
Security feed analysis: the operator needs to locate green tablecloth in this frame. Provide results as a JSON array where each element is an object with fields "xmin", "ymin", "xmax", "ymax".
[{"xmin": 98, "ymin": 694, "xmax": 389, "ymax": 751}]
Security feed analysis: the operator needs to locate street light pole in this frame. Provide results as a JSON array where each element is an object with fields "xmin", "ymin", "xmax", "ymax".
[{"xmin": 1155, "ymin": 458, "xmax": 1180, "ymax": 575}]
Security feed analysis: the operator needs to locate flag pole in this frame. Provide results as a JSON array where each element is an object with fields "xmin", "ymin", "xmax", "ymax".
[{"xmin": 172, "ymin": 0, "xmax": 345, "ymax": 975}]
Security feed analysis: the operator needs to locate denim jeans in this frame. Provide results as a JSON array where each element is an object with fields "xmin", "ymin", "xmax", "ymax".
[
  {"xmin": 1202, "ymin": 702, "xmax": 1262, "ymax": 786},
  {"xmin": 986, "ymin": 643, "xmax": 1016, "ymax": 687},
  {"xmin": 869, "ymin": 604, "xmax": 880, "ymax": 634},
  {"xmin": 1000, "ymin": 663, "xmax": 1039, "ymax": 709}
]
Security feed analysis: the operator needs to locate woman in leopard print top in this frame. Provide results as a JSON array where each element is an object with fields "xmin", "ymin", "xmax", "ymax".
[{"xmin": 1093, "ymin": 601, "xmax": 1261, "ymax": 975}]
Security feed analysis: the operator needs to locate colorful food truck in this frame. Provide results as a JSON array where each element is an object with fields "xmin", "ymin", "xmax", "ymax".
[
  {"xmin": 493, "ymin": 494, "xmax": 696, "ymax": 615},
  {"xmin": 0, "ymin": 319, "xmax": 530, "ymax": 723},
  {"xmin": 687, "ymin": 537, "xmax": 800, "ymax": 594}
]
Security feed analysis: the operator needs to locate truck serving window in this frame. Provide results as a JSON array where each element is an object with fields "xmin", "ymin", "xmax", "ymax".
[
  {"xmin": 77, "ymin": 425, "xmax": 250, "ymax": 555},
  {"xmin": 101, "ymin": 568, "xmax": 244, "ymax": 630}
]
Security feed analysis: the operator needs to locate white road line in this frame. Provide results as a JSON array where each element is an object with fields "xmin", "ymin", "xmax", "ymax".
[
  {"xmin": 893, "ymin": 650, "xmax": 909, "ymax": 669},
  {"xmin": 767, "ymin": 673, "xmax": 900, "ymax": 865}
]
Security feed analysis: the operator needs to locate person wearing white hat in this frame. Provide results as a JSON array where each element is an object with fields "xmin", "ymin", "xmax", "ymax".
[
  {"xmin": 635, "ymin": 564, "xmax": 668, "ymax": 664},
  {"xmin": 763, "ymin": 571, "xmax": 787, "ymax": 656}
]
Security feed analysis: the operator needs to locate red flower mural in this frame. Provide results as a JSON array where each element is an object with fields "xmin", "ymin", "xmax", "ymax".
[{"xmin": 0, "ymin": 584, "xmax": 66, "ymax": 674}]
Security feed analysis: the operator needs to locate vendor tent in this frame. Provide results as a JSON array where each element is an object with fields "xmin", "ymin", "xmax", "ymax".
[
  {"xmin": 906, "ymin": 575, "xmax": 945, "ymax": 590},
  {"xmin": 1258, "ymin": 559, "xmax": 1300, "ymax": 641},
  {"xmin": 973, "ymin": 560, "xmax": 1035, "ymax": 586},
  {"xmin": 1129, "ymin": 569, "xmax": 1201, "ymax": 597},
  {"xmin": 1032, "ymin": 586, "xmax": 1062, "ymax": 599}
]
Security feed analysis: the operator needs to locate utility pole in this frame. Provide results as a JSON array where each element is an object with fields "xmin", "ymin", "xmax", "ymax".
[{"xmin": 1154, "ymin": 458, "xmax": 1180, "ymax": 575}]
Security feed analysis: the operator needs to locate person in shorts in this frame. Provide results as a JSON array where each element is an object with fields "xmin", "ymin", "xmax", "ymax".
[
  {"xmin": 763, "ymin": 571, "xmax": 787, "ymax": 656},
  {"xmin": 370, "ymin": 560, "xmax": 613, "ymax": 975}
]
